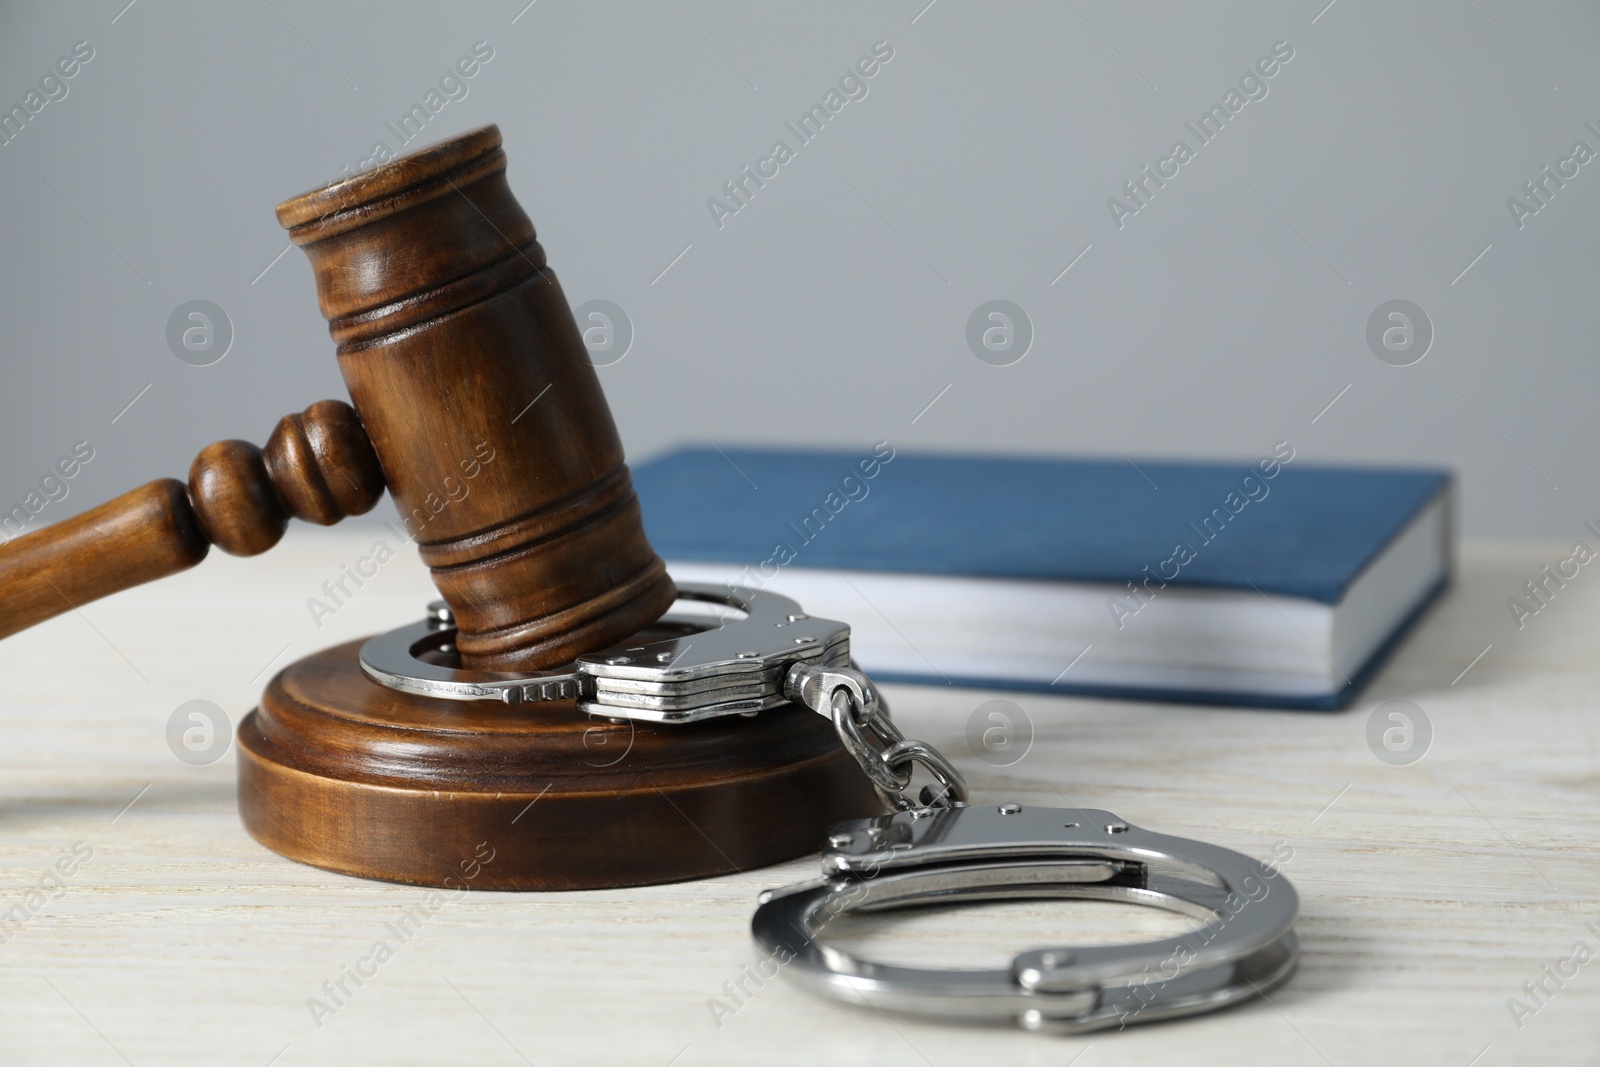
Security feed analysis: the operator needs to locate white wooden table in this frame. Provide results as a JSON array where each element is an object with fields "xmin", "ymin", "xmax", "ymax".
[{"xmin": 1, "ymin": 530, "xmax": 1595, "ymax": 1065}]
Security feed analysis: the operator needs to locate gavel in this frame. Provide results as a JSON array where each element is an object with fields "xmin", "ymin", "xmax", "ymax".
[
  {"xmin": 1, "ymin": 124, "xmax": 873, "ymax": 890},
  {"xmin": 0, "ymin": 125, "xmax": 675, "ymax": 672}
]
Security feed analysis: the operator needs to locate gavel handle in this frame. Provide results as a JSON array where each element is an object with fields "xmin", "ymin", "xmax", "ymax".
[
  {"xmin": 0, "ymin": 480, "xmax": 208, "ymax": 638},
  {"xmin": 0, "ymin": 400, "xmax": 384, "ymax": 640}
]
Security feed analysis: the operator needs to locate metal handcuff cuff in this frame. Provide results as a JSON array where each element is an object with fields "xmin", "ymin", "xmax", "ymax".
[{"xmin": 361, "ymin": 583, "xmax": 1300, "ymax": 1034}]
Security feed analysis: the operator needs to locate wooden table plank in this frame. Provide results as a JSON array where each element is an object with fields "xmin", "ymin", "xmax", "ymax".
[{"xmin": 0, "ymin": 531, "xmax": 1595, "ymax": 1065}]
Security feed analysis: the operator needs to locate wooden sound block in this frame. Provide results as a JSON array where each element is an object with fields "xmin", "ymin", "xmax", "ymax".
[{"xmin": 236, "ymin": 640, "xmax": 880, "ymax": 890}]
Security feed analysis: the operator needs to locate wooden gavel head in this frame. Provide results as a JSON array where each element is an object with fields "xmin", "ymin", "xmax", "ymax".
[
  {"xmin": 0, "ymin": 125, "xmax": 671, "ymax": 672},
  {"xmin": 274, "ymin": 125, "xmax": 674, "ymax": 670}
]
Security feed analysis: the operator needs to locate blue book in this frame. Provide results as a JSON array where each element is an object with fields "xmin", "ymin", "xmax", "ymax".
[{"xmin": 631, "ymin": 445, "xmax": 1452, "ymax": 709}]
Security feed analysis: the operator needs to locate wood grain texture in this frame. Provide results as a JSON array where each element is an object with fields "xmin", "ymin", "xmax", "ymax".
[
  {"xmin": 0, "ymin": 479, "xmax": 207, "ymax": 640},
  {"xmin": 0, "ymin": 401, "xmax": 383, "ymax": 639},
  {"xmin": 276, "ymin": 124, "xmax": 675, "ymax": 671},
  {"xmin": 0, "ymin": 533, "xmax": 1594, "ymax": 1064},
  {"xmin": 236, "ymin": 639, "xmax": 877, "ymax": 890},
  {"xmin": 1, "ymin": 125, "xmax": 671, "ymax": 671}
]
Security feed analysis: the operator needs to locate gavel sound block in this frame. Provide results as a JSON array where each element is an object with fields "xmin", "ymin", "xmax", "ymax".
[{"xmin": 0, "ymin": 125, "xmax": 875, "ymax": 889}]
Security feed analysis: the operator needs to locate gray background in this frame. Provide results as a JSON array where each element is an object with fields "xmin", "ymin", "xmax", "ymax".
[{"xmin": 1, "ymin": 0, "xmax": 1594, "ymax": 537}]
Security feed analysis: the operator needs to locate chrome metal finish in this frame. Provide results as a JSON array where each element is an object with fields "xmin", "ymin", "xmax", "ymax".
[
  {"xmin": 752, "ymin": 804, "xmax": 1300, "ymax": 1034},
  {"xmin": 784, "ymin": 662, "xmax": 968, "ymax": 812},
  {"xmin": 364, "ymin": 583, "xmax": 1299, "ymax": 1032},
  {"xmin": 358, "ymin": 584, "xmax": 850, "ymax": 721},
  {"xmin": 358, "ymin": 609, "xmax": 586, "ymax": 705}
]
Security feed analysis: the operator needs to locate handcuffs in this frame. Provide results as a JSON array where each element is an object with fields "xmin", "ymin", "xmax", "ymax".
[{"xmin": 361, "ymin": 583, "xmax": 1300, "ymax": 1033}]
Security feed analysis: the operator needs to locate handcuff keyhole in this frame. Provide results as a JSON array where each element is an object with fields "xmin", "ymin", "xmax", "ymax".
[{"xmin": 1106, "ymin": 823, "xmax": 1129, "ymax": 834}]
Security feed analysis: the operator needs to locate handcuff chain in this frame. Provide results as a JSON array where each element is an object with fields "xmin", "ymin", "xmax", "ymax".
[{"xmin": 786, "ymin": 663, "xmax": 969, "ymax": 812}]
